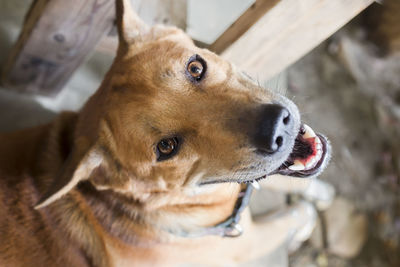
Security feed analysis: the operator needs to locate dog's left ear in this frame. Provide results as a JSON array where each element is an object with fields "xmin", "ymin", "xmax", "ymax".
[
  {"xmin": 116, "ymin": 0, "xmax": 149, "ymax": 49},
  {"xmin": 34, "ymin": 146, "xmax": 104, "ymax": 209}
]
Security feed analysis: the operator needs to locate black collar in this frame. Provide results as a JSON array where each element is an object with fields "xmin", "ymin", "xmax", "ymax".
[{"xmin": 170, "ymin": 184, "xmax": 255, "ymax": 238}]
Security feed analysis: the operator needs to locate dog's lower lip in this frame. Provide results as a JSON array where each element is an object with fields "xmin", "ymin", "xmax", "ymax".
[{"xmin": 239, "ymin": 175, "xmax": 267, "ymax": 184}]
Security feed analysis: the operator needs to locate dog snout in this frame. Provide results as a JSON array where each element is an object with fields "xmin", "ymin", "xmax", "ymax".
[{"xmin": 253, "ymin": 104, "xmax": 294, "ymax": 154}]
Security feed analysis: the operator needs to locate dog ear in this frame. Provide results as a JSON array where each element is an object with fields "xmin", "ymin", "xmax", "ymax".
[
  {"xmin": 116, "ymin": 0, "xmax": 149, "ymax": 48},
  {"xmin": 34, "ymin": 147, "xmax": 104, "ymax": 209}
]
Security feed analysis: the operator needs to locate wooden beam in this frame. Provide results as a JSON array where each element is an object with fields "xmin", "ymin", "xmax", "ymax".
[
  {"xmin": 208, "ymin": 0, "xmax": 280, "ymax": 54},
  {"xmin": 2, "ymin": 0, "xmax": 115, "ymax": 96},
  {"xmin": 221, "ymin": 0, "xmax": 374, "ymax": 80}
]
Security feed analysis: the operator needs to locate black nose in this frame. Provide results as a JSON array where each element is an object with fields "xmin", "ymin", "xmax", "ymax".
[{"xmin": 253, "ymin": 104, "xmax": 293, "ymax": 154}]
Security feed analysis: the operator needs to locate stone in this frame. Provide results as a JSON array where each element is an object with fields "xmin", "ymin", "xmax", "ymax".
[{"xmin": 310, "ymin": 197, "xmax": 368, "ymax": 259}]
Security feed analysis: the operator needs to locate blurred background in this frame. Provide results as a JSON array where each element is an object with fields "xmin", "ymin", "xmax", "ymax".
[{"xmin": 0, "ymin": 0, "xmax": 399, "ymax": 266}]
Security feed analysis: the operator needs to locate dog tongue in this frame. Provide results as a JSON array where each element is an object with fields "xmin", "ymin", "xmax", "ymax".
[{"xmin": 295, "ymin": 137, "xmax": 317, "ymax": 165}]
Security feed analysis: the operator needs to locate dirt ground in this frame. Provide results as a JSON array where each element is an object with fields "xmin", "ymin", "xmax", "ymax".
[{"xmin": 287, "ymin": 15, "xmax": 400, "ymax": 267}]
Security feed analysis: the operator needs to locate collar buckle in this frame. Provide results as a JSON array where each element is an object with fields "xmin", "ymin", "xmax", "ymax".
[{"xmin": 222, "ymin": 221, "xmax": 243, "ymax": 237}]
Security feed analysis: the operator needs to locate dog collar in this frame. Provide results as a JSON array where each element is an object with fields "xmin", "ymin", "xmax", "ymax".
[{"xmin": 171, "ymin": 184, "xmax": 254, "ymax": 238}]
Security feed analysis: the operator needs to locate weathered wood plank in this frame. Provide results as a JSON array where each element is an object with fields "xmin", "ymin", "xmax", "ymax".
[
  {"xmin": 222, "ymin": 0, "xmax": 374, "ymax": 80},
  {"xmin": 208, "ymin": 0, "xmax": 280, "ymax": 54},
  {"xmin": 2, "ymin": 0, "xmax": 115, "ymax": 96}
]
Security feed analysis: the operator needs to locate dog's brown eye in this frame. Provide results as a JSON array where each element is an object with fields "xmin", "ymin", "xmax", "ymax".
[
  {"xmin": 187, "ymin": 61, "xmax": 203, "ymax": 79},
  {"xmin": 186, "ymin": 54, "xmax": 206, "ymax": 82},
  {"xmin": 156, "ymin": 137, "xmax": 180, "ymax": 161},
  {"xmin": 158, "ymin": 139, "xmax": 175, "ymax": 154}
]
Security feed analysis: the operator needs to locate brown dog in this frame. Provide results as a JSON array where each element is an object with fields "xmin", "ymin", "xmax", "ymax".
[{"xmin": 0, "ymin": 0, "xmax": 331, "ymax": 266}]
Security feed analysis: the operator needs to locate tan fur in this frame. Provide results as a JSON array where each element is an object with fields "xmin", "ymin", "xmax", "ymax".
[{"xmin": 0, "ymin": 1, "xmax": 318, "ymax": 266}]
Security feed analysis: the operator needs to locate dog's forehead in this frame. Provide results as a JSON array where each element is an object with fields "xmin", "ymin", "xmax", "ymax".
[
  {"xmin": 118, "ymin": 28, "xmax": 232, "ymax": 79},
  {"xmin": 109, "ymin": 49, "xmax": 241, "ymax": 112}
]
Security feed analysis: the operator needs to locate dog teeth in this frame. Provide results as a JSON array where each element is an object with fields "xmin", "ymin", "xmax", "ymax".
[
  {"xmin": 288, "ymin": 160, "xmax": 306, "ymax": 171},
  {"xmin": 287, "ymin": 126, "xmax": 325, "ymax": 172},
  {"xmin": 306, "ymin": 157, "xmax": 317, "ymax": 169},
  {"xmin": 251, "ymin": 180, "xmax": 260, "ymax": 190},
  {"xmin": 302, "ymin": 124, "xmax": 316, "ymax": 139}
]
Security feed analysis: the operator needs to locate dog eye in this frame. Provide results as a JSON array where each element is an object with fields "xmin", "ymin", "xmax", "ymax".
[
  {"xmin": 186, "ymin": 55, "xmax": 206, "ymax": 81},
  {"xmin": 188, "ymin": 61, "xmax": 203, "ymax": 78},
  {"xmin": 156, "ymin": 137, "xmax": 180, "ymax": 161}
]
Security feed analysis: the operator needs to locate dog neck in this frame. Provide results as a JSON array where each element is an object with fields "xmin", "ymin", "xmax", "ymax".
[{"xmin": 75, "ymin": 179, "xmax": 241, "ymax": 244}]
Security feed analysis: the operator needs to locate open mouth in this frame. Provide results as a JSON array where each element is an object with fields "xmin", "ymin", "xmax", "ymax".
[
  {"xmin": 243, "ymin": 124, "xmax": 330, "ymax": 187},
  {"xmin": 270, "ymin": 124, "xmax": 330, "ymax": 178}
]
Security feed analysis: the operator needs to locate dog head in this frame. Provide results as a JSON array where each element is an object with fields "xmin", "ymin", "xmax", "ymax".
[{"xmin": 35, "ymin": 0, "xmax": 330, "ymax": 209}]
